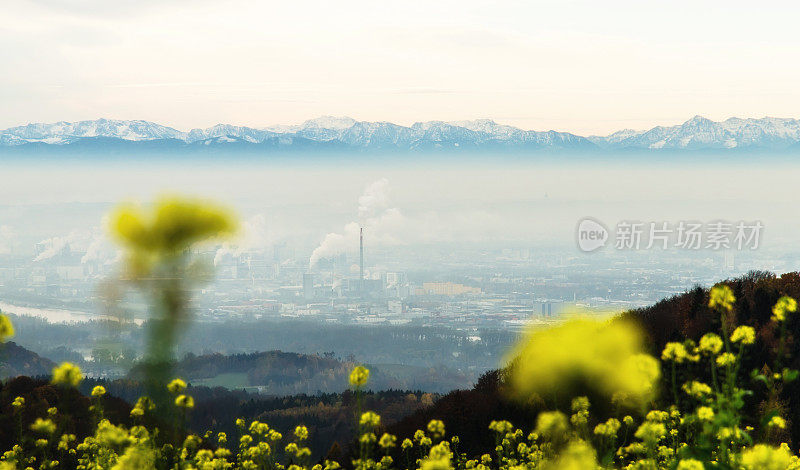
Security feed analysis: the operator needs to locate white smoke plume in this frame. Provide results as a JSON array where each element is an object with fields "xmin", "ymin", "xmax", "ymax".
[
  {"xmin": 33, "ymin": 232, "xmax": 80, "ymax": 262},
  {"xmin": 309, "ymin": 178, "xmax": 407, "ymax": 268},
  {"xmin": 358, "ymin": 177, "xmax": 390, "ymax": 219},
  {"xmin": 214, "ymin": 214, "xmax": 278, "ymax": 265}
]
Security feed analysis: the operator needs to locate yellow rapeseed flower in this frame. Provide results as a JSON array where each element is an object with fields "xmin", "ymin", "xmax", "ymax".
[
  {"xmin": 740, "ymin": 444, "xmax": 792, "ymax": 470},
  {"xmin": 349, "ymin": 366, "xmax": 370, "ymax": 387},
  {"xmin": 167, "ymin": 378, "xmax": 187, "ymax": 394},
  {"xmin": 731, "ymin": 325, "xmax": 755, "ymax": 345},
  {"xmin": 535, "ymin": 411, "xmax": 568, "ymax": 439},
  {"xmin": 91, "ymin": 386, "xmax": 107, "ymax": 397},
  {"xmin": 698, "ymin": 333, "xmax": 724, "ymax": 355},
  {"xmin": 30, "ymin": 418, "xmax": 57, "ymax": 435},
  {"xmin": 709, "ymin": 284, "xmax": 735, "ymax": 311},
  {"xmin": 716, "ymin": 352, "xmax": 736, "ymax": 367},
  {"xmin": 676, "ymin": 459, "xmax": 704, "ymax": 470},
  {"xmin": 427, "ymin": 420, "xmax": 445, "ymax": 439},
  {"xmin": 52, "ymin": 362, "xmax": 82, "ymax": 387},
  {"xmin": 768, "ymin": 416, "xmax": 787, "ymax": 429},
  {"xmin": 11, "ymin": 396, "xmax": 24, "ymax": 409},
  {"xmin": 294, "ymin": 425, "xmax": 308, "ymax": 441},
  {"xmin": 0, "ymin": 314, "xmax": 14, "ymax": 342},
  {"xmin": 111, "ymin": 196, "xmax": 236, "ymax": 277},
  {"xmin": 360, "ymin": 411, "xmax": 381, "ymax": 427},
  {"xmin": 772, "ymin": 296, "xmax": 797, "ymax": 322},
  {"xmin": 174, "ymin": 394, "xmax": 194, "ymax": 409},
  {"xmin": 697, "ymin": 406, "xmax": 714, "ymax": 421},
  {"xmin": 682, "ymin": 381, "xmax": 712, "ymax": 399},
  {"xmin": 510, "ymin": 317, "xmax": 660, "ymax": 408},
  {"xmin": 379, "ymin": 433, "xmax": 397, "ymax": 449},
  {"xmin": 662, "ymin": 342, "xmax": 688, "ymax": 363}
]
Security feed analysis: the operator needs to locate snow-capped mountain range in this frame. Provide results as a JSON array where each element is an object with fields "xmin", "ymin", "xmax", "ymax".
[{"xmin": 3, "ymin": 115, "xmax": 800, "ymax": 152}]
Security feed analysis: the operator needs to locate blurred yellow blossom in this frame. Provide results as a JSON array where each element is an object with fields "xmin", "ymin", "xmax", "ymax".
[
  {"xmin": 111, "ymin": 196, "xmax": 236, "ymax": 278},
  {"xmin": 697, "ymin": 406, "xmax": 714, "ymax": 421},
  {"xmin": 0, "ymin": 314, "xmax": 13, "ymax": 342},
  {"xmin": 510, "ymin": 317, "xmax": 660, "ymax": 408},
  {"xmin": 716, "ymin": 353, "xmax": 736, "ymax": 367},
  {"xmin": 91, "ymin": 386, "xmax": 107, "ymax": 397},
  {"xmin": 662, "ymin": 342, "xmax": 688, "ymax": 363},
  {"xmin": 174, "ymin": 394, "xmax": 194, "ymax": 409},
  {"xmin": 768, "ymin": 416, "xmax": 787, "ymax": 429},
  {"xmin": 30, "ymin": 418, "xmax": 57, "ymax": 435},
  {"xmin": 772, "ymin": 296, "xmax": 797, "ymax": 322},
  {"xmin": 167, "ymin": 378, "xmax": 187, "ymax": 394},
  {"xmin": 52, "ymin": 362, "xmax": 82, "ymax": 387},
  {"xmin": 349, "ymin": 366, "xmax": 369, "ymax": 387},
  {"xmin": 709, "ymin": 284, "xmax": 735, "ymax": 311},
  {"xmin": 740, "ymin": 444, "xmax": 792, "ymax": 470},
  {"xmin": 731, "ymin": 326, "xmax": 755, "ymax": 345},
  {"xmin": 698, "ymin": 333, "xmax": 723, "ymax": 355},
  {"xmin": 360, "ymin": 411, "xmax": 381, "ymax": 427}
]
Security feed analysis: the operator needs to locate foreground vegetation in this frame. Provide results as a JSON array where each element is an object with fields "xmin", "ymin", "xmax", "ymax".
[{"xmin": 2, "ymin": 196, "xmax": 800, "ymax": 469}]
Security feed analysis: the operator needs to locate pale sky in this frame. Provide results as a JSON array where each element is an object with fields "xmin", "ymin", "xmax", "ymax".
[{"xmin": 3, "ymin": 0, "xmax": 800, "ymax": 135}]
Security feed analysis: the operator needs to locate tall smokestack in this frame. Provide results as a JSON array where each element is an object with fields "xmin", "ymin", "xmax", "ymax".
[{"xmin": 359, "ymin": 227, "xmax": 364, "ymax": 286}]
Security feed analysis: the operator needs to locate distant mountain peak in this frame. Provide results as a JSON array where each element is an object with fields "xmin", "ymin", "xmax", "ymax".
[
  {"xmin": 301, "ymin": 116, "xmax": 357, "ymax": 130},
  {"xmin": 2, "ymin": 115, "xmax": 800, "ymax": 153}
]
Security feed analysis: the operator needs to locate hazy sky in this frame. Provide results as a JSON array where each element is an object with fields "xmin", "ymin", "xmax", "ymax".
[{"xmin": 4, "ymin": 0, "xmax": 800, "ymax": 135}]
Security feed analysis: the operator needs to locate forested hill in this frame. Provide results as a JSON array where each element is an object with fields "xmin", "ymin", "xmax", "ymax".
[
  {"xmin": 388, "ymin": 271, "xmax": 800, "ymax": 455},
  {"xmin": 127, "ymin": 349, "xmax": 472, "ymax": 395},
  {"xmin": 0, "ymin": 341, "xmax": 55, "ymax": 379}
]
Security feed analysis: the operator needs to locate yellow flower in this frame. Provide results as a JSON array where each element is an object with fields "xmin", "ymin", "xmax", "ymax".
[
  {"xmin": 509, "ymin": 317, "xmax": 660, "ymax": 408},
  {"xmin": 360, "ymin": 411, "xmax": 381, "ymax": 427},
  {"xmin": 379, "ymin": 433, "xmax": 397, "ymax": 449},
  {"xmin": 772, "ymin": 296, "xmax": 797, "ymax": 322},
  {"xmin": 167, "ymin": 378, "xmax": 187, "ymax": 394},
  {"xmin": 716, "ymin": 352, "xmax": 736, "ymax": 367},
  {"xmin": 709, "ymin": 284, "xmax": 735, "ymax": 311},
  {"xmin": 634, "ymin": 422, "xmax": 666, "ymax": 444},
  {"xmin": 111, "ymin": 196, "xmax": 236, "ymax": 277},
  {"xmin": 401, "ymin": 438, "xmax": 413, "ymax": 450},
  {"xmin": 174, "ymin": 394, "xmax": 194, "ymax": 409},
  {"xmin": 488, "ymin": 420, "xmax": 514, "ymax": 434},
  {"xmin": 294, "ymin": 425, "xmax": 308, "ymax": 441},
  {"xmin": 731, "ymin": 325, "xmax": 755, "ymax": 345},
  {"xmin": 662, "ymin": 342, "xmax": 688, "ymax": 363},
  {"xmin": 740, "ymin": 444, "xmax": 792, "ymax": 470},
  {"xmin": 768, "ymin": 416, "xmax": 787, "ymax": 429},
  {"xmin": 697, "ymin": 406, "xmax": 714, "ymax": 421},
  {"xmin": 623, "ymin": 416, "xmax": 634, "ymax": 426},
  {"xmin": 571, "ymin": 396, "xmax": 590, "ymax": 412},
  {"xmin": 11, "ymin": 396, "xmax": 24, "ymax": 409},
  {"xmin": 30, "ymin": 418, "xmax": 57, "ymax": 434},
  {"xmin": 535, "ymin": 411, "xmax": 568, "ymax": 439},
  {"xmin": 546, "ymin": 440, "xmax": 597, "ymax": 470},
  {"xmin": 427, "ymin": 420, "xmax": 445, "ymax": 439},
  {"xmin": 420, "ymin": 442, "xmax": 452, "ymax": 470},
  {"xmin": 676, "ymin": 458, "xmax": 704, "ymax": 470},
  {"xmin": 593, "ymin": 418, "xmax": 621, "ymax": 437},
  {"xmin": 698, "ymin": 333, "xmax": 723, "ymax": 355},
  {"xmin": 0, "ymin": 314, "xmax": 14, "ymax": 342},
  {"xmin": 52, "ymin": 362, "xmax": 82, "ymax": 387},
  {"xmin": 682, "ymin": 381, "xmax": 712, "ymax": 398},
  {"xmin": 349, "ymin": 366, "xmax": 370, "ymax": 387},
  {"xmin": 91, "ymin": 386, "xmax": 107, "ymax": 397}
]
